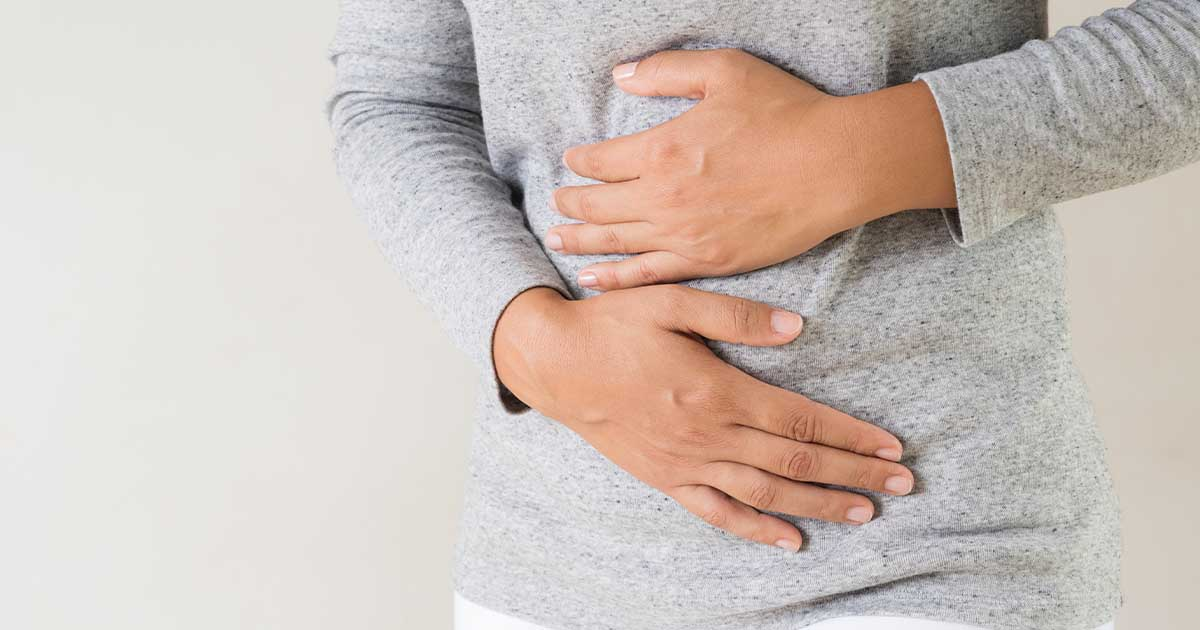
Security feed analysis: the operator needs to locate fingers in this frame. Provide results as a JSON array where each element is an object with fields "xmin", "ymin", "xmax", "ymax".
[
  {"xmin": 577, "ymin": 252, "xmax": 698, "ymax": 291},
  {"xmin": 546, "ymin": 222, "xmax": 658, "ymax": 256},
  {"xmin": 745, "ymin": 385, "xmax": 905, "ymax": 461},
  {"xmin": 732, "ymin": 428, "xmax": 914, "ymax": 496},
  {"xmin": 670, "ymin": 484, "xmax": 803, "ymax": 552},
  {"xmin": 612, "ymin": 49, "xmax": 753, "ymax": 100},
  {"xmin": 564, "ymin": 49, "xmax": 757, "ymax": 182},
  {"xmin": 650, "ymin": 286, "xmax": 803, "ymax": 346},
  {"xmin": 551, "ymin": 180, "xmax": 650, "ymax": 225},
  {"xmin": 562, "ymin": 131, "xmax": 649, "ymax": 182},
  {"xmin": 703, "ymin": 462, "xmax": 878, "ymax": 526}
]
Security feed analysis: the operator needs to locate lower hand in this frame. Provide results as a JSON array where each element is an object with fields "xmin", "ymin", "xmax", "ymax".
[
  {"xmin": 546, "ymin": 49, "xmax": 955, "ymax": 290},
  {"xmin": 494, "ymin": 286, "xmax": 913, "ymax": 551}
]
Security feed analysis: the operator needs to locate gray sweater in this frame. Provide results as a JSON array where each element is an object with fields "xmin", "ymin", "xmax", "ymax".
[{"xmin": 326, "ymin": 2, "xmax": 1200, "ymax": 629}]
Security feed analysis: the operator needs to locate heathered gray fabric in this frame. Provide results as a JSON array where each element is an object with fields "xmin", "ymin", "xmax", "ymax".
[{"xmin": 325, "ymin": 1, "xmax": 1200, "ymax": 629}]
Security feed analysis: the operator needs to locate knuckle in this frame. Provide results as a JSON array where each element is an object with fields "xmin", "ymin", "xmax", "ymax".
[
  {"xmin": 710, "ymin": 49, "xmax": 751, "ymax": 84},
  {"xmin": 841, "ymin": 430, "xmax": 863, "ymax": 455},
  {"xmin": 746, "ymin": 480, "xmax": 778, "ymax": 510},
  {"xmin": 646, "ymin": 135, "xmax": 682, "ymax": 167},
  {"xmin": 676, "ymin": 373, "xmax": 733, "ymax": 414},
  {"xmin": 706, "ymin": 50, "xmax": 738, "ymax": 76},
  {"xmin": 576, "ymin": 190, "xmax": 597, "ymax": 223},
  {"xmin": 781, "ymin": 447, "xmax": 819, "ymax": 480},
  {"xmin": 683, "ymin": 146, "xmax": 710, "ymax": 178},
  {"xmin": 728, "ymin": 298, "xmax": 758, "ymax": 336},
  {"xmin": 711, "ymin": 48, "xmax": 744, "ymax": 66},
  {"xmin": 601, "ymin": 225, "xmax": 627, "ymax": 254},
  {"xmin": 852, "ymin": 463, "xmax": 875, "ymax": 490},
  {"xmin": 700, "ymin": 244, "xmax": 735, "ymax": 272},
  {"xmin": 780, "ymin": 406, "xmax": 820, "ymax": 443},
  {"xmin": 635, "ymin": 257, "xmax": 661, "ymax": 285},
  {"xmin": 700, "ymin": 506, "xmax": 728, "ymax": 529},
  {"xmin": 645, "ymin": 56, "xmax": 670, "ymax": 95}
]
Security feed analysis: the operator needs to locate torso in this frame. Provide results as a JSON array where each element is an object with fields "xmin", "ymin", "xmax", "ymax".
[{"xmin": 451, "ymin": 2, "xmax": 1121, "ymax": 629}]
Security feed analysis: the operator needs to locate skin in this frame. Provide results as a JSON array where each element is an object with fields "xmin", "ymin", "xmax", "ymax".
[
  {"xmin": 495, "ymin": 48, "xmax": 955, "ymax": 550},
  {"xmin": 545, "ymin": 49, "xmax": 957, "ymax": 289},
  {"xmin": 495, "ymin": 285, "xmax": 914, "ymax": 551}
]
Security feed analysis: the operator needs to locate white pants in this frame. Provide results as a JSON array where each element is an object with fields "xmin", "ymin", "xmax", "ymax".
[{"xmin": 454, "ymin": 592, "xmax": 1116, "ymax": 630}]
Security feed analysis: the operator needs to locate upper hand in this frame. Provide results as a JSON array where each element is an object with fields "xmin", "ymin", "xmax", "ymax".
[
  {"xmin": 494, "ymin": 286, "xmax": 913, "ymax": 551},
  {"xmin": 546, "ymin": 48, "xmax": 954, "ymax": 290}
]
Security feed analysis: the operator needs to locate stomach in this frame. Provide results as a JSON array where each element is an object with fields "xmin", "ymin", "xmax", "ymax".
[{"xmin": 459, "ymin": 204, "xmax": 1119, "ymax": 624}]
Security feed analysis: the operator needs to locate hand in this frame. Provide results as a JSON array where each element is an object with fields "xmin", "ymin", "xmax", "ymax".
[
  {"xmin": 545, "ymin": 49, "xmax": 956, "ymax": 291},
  {"xmin": 494, "ymin": 286, "xmax": 914, "ymax": 551}
]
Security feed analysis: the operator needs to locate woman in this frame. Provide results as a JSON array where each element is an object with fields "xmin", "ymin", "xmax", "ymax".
[{"xmin": 326, "ymin": 1, "xmax": 1199, "ymax": 629}]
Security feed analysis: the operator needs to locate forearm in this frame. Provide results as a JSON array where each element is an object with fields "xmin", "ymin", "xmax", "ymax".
[
  {"xmin": 840, "ymin": 1, "xmax": 1200, "ymax": 246},
  {"xmin": 912, "ymin": 0, "xmax": 1200, "ymax": 245},
  {"xmin": 838, "ymin": 81, "xmax": 958, "ymax": 226},
  {"xmin": 328, "ymin": 0, "xmax": 570, "ymax": 412}
]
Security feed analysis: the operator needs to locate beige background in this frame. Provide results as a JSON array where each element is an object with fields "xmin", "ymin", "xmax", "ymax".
[{"xmin": 1, "ymin": 1, "xmax": 1195, "ymax": 628}]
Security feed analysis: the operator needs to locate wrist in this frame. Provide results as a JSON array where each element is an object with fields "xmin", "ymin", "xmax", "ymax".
[
  {"xmin": 493, "ymin": 287, "xmax": 572, "ymax": 409},
  {"xmin": 839, "ymin": 81, "xmax": 957, "ymax": 222}
]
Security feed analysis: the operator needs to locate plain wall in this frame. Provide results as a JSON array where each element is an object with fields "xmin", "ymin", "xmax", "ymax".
[{"xmin": 1, "ymin": 1, "xmax": 1195, "ymax": 628}]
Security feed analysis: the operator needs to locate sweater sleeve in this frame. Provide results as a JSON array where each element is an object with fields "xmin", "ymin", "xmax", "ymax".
[
  {"xmin": 326, "ymin": 0, "xmax": 570, "ymax": 412},
  {"xmin": 914, "ymin": 0, "xmax": 1200, "ymax": 247}
]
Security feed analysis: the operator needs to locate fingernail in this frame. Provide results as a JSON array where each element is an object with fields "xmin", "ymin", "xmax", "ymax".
[
  {"xmin": 548, "ymin": 193, "xmax": 559, "ymax": 213},
  {"xmin": 578, "ymin": 271, "xmax": 599, "ymax": 287},
  {"xmin": 846, "ymin": 506, "xmax": 874, "ymax": 524},
  {"xmin": 874, "ymin": 447, "xmax": 902, "ymax": 462},
  {"xmin": 770, "ymin": 310, "xmax": 803, "ymax": 336},
  {"xmin": 884, "ymin": 475, "xmax": 914, "ymax": 495},
  {"xmin": 613, "ymin": 62, "xmax": 639, "ymax": 80},
  {"xmin": 774, "ymin": 538, "xmax": 800, "ymax": 553},
  {"xmin": 545, "ymin": 232, "xmax": 563, "ymax": 251}
]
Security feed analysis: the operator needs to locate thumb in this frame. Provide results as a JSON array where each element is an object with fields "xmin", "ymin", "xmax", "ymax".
[
  {"xmin": 656, "ymin": 286, "xmax": 804, "ymax": 346},
  {"xmin": 612, "ymin": 49, "xmax": 747, "ymax": 100}
]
